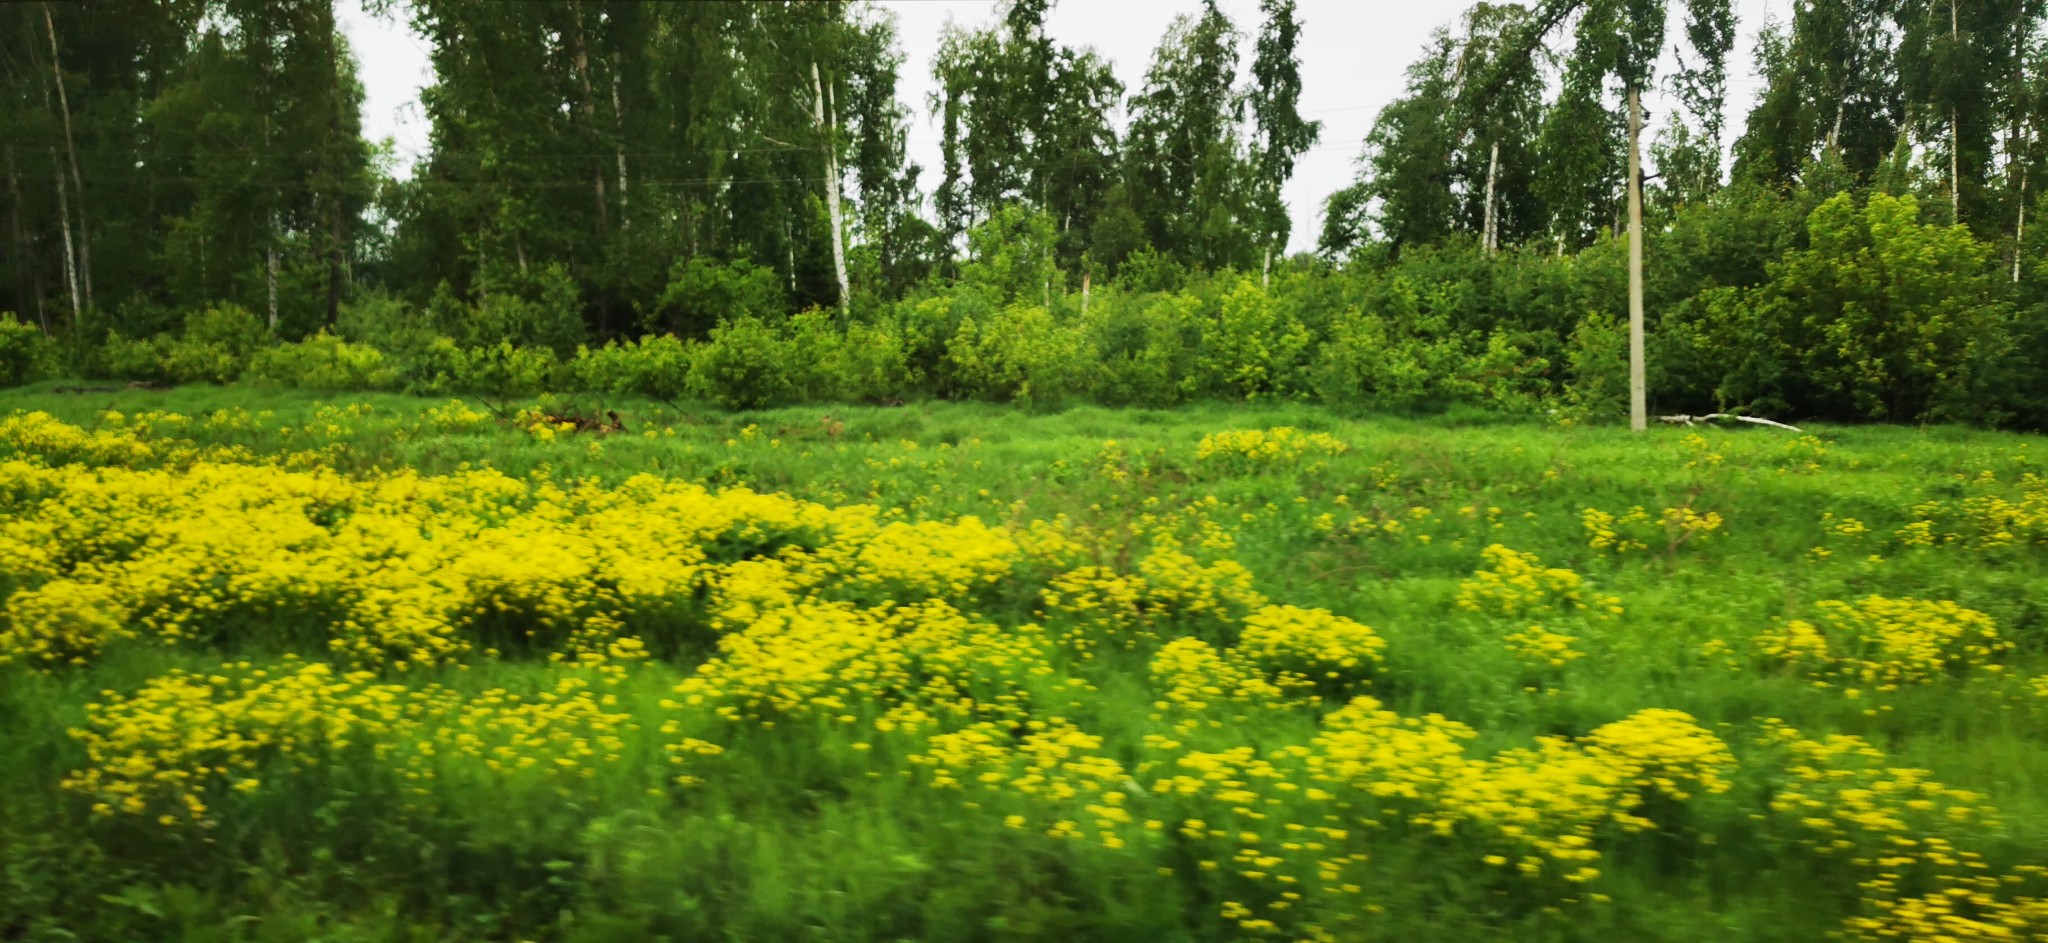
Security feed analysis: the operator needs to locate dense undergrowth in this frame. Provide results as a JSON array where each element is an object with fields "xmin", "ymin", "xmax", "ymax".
[
  {"xmin": 10, "ymin": 189, "xmax": 2048, "ymax": 430},
  {"xmin": 0, "ymin": 386, "xmax": 2045, "ymax": 941}
]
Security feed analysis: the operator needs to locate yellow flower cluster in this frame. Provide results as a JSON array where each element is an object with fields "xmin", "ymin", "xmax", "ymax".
[
  {"xmin": 1581, "ymin": 504, "xmax": 1723, "ymax": 555},
  {"xmin": 1232, "ymin": 605, "xmax": 1386, "ymax": 693},
  {"xmin": 1457, "ymin": 545, "xmax": 1620, "ymax": 619},
  {"xmin": 1898, "ymin": 476, "xmax": 2048, "ymax": 551},
  {"xmin": 1505, "ymin": 624, "xmax": 1584, "ymax": 669},
  {"xmin": 1194, "ymin": 427, "xmax": 1348, "ymax": 469},
  {"xmin": 1755, "ymin": 721, "xmax": 2046, "ymax": 941},
  {"xmin": 1754, "ymin": 596, "xmax": 2011, "ymax": 690},
  {"xmin": 1307, "ymin": 701, "xmax": 1733, "ymax": 887},
  {"xmin": 63, "ymin": 658, "xmax": 642, "ymax": 828},
  {"xmin": 0, "ymin": 410, "xmax": 157, "ymax": 466}
]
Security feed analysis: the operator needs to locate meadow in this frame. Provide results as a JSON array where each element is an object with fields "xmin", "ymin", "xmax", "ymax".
[{"xmin": 0, "ymin": 385, "xmax": 2045, "ymax": 942}]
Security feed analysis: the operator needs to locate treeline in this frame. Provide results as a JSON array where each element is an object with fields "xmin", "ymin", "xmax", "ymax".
[{"xmin": 3, "ymin": 0, "xmax": 2048, "ymax": 426}]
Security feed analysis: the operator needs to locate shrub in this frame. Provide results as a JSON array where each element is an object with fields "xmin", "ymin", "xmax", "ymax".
[
  {"xmin": 650, "ymin": 257, "xmax": 784, "ymax": 337},
  {"xmin": 100, "ymin": 303, "xmax": 268, "ymax": 385},
  {"xmin": 1082, "ymin": 290, "xmax": 1198, "ymax": 408},
  {"xmin": 247, "ymin": 332, "xmax": 400, "ymax": 391},
  {"xmin": 1558, "ymin": 312, "xmax": 1631, "ymax": 423},
  {"xmin": 686, "ymin": 316, "xmax": 798, "ymax": 409},
  {"xmin": 430, "ymin": 264, "xmax": 587, "ymax": 354},
  {"xmin": 0, "ymin": 314, "xmax": 52, "ymax": 387},
  {"xmin": 942, "ymin": 304, "xmax": 1089, "ymax": 407},
  {"xmin": 1191, "ymin": 277, "xmax": 1311, "ymax": 400},
  {"xmin": 406, "ymin": 338, "xmax": 559, "ymax": 400},
  {"xmin": 568, "ymin": 335, "xmax": 694, "ymax": 402},
  {"xmin": 337, "ymin": 290, "xmax": 436, "ymax": 356},
  {"xmin": 826, "ymin": 318, "xmax": 919, "ymax": 403}
]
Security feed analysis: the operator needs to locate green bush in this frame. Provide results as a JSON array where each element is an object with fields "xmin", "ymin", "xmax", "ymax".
[
  {"xmin": 98, "ymin": 303, "xmax": 268, "ymax": 384},
  {"xmin": 942, "ymin": 304, "xmax": 1090, "ymax": 407},
  {"xmin": 1561, "ymin": 311, "xmax": 1629, "ymax": 423},
  {"xmin": 1081, "ymin": 290, "xmax": 1198, "ymax": 408},
  {"xmin": 1312, "ymin": 309, "xmax": 1549, "ymax": 415},
  {"xmin": 247, "ymin": 332, "xmax": 400, "ymax": 391},
  {"xmin": 1191, "ymin": 277, "xmax": 1312, "ymax": 400},
  {"xmin": 430, "ymin": 264, "xmax": 587, "ymax": 354},
  {"xmin": 96, "ymin": 332, "xmax": 172, "ymax": 382},
  {"xmin": 650, "ymin": 258, "xmax": 784, "ymax": 337},
  {"xmin": 687, "ymin": 316, "xmax": 799, "ymax": 409},
  {"xmin": 407, "ymin": 338, "xmax": 559, "ymax": 400},
  {"xmin": 337, "ymin": 290, "xmax": 436, "ymax": 357},
  {"xmin": 826, "ymin": 319, "xmax": 919, "ymax": 403},
  {"xmin": 0, "ymin": 314, "xmax": 52, "ymax": 387},
  {"xmin": 784, "ymin": 308, "xmax": 920, "ymax": 404},
  {"xmin": 568, "ymin": 334, "xmax": 694, "ymax": 402}
]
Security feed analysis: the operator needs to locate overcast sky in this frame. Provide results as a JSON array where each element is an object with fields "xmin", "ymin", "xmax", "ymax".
[{"xmin": 338, "ymin": 0, "xmax": 1785, "ymax": 253}]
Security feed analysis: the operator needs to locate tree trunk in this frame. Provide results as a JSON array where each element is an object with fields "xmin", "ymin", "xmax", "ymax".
[
  {"xmin": 812, "ymin": 62, "xmax": 850, "ymax": 317},
  {"xmin": 2016, "ymin": 176, "xmax": 2027, "ymax": 283},
  {"xmin": 1628, "ymin": 88, "xmax": 1647, "ymax": 433},
  {"xmin": 260, "ymin": 10, "xmax": 279, "ymax": 332},
  {"xmin": 611, "ymin": 53, "xmax": 628, "ymax": 228},
  {"xmin": 570, "ymin": 4, "xmax": 609, "ymax": 234},
  {"xmin": 48, "ymin": 147, "xmax": 79, "ymax": 328},
  {"xmin": 4, "ymin": 145, "xmax": 34, "ymax": 332},
  {"xmin": 1950, "ymin": 0, "xmax": 1961, "ymax": 224},
  {"xmin": 324, "ymin": 0, "xmax": 344, "ymax": 328},
  {"xmin": 43, "ymin": 2, "xmax": 90, "ymax": 315},
  {"xmin": 1261, "ymin": 245, "xmax": 1271, "ymax": 287},
  {"xmin": 1482, "ymin": 139, "xmax": 1500, "ymax": 254}
]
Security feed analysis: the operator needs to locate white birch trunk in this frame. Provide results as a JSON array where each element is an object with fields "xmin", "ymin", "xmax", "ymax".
[
  {"xmin": 48, "ymin": 146, "xmax": 78, "ymax": 326},
  {"xmin": 1482, "ymin": 139, "xmax": 1500, "ymax": 254},
  {"xmin": 812, "ymin": 63, "xmax": 850, "ymax": 316},
  {"xmin": 43, "ymin": 2, "xmax": 89, "ymax": 314}
]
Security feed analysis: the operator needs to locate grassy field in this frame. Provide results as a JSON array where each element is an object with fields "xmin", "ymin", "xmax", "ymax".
[{"xmin": 1, "ymin": 385, "xmax": 2045, "ymax": 942}]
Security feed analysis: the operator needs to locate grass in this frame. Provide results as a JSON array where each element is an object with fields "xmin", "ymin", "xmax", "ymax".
[{"xmin": 0, "ymin": 383, "xmax": 2044, "ymax": 941}]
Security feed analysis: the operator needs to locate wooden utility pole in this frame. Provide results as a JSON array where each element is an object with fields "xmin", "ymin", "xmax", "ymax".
[{"xmin": 1627, "ymin": 88, "xmax": 1646, "ymax": 432}]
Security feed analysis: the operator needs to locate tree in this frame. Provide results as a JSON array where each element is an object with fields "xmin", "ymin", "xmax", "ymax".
[
  {"xmin": 930, "ymin": 1, "xmax": 1120, "ymax": 272},
  {"xmin": 1732, "ymin": 0, "xmax": 1906, "ymax": 189},
  {"xmin": 1245, "ymin": 0, "xmax": 1322, "ymax": 281},
  {"xmin": 1123, "ymin": 1, "xmax": 1252, "ymax": 270}
]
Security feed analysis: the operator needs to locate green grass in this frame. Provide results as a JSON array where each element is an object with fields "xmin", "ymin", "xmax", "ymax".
[{"xmin": 1, "ymin": 383, "xmax": 2045, "ymax": 941}]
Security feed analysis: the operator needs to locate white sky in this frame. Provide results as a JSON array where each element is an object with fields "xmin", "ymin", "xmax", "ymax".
[{"xmin": 338, "ymin": 0, "xmax": 1785, "ymax": 253}]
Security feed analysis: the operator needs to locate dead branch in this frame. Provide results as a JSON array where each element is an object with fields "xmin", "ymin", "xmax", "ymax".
[{"xmin": 1657, "ymin": 413, "xmax": 1803, "ymax": 433}]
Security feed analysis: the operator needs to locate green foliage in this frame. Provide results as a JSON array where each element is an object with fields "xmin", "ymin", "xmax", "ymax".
[
  {"xmin": 247, "ymin": 332, "xmax": 400, "ymax": 392},
  {"xmin": 650, "ymin": 258, "xmax": 785, "ymax": 338},
  {"xmin": 569, "ymin": 335, "xmax": 694, "ymax": 402},
  {"xmin": 1669, "ymin": 193, "xmax": 2014, "ymax": 423},
  {"xmin": 1081, "ymin": 290, "xmax": 1199, "ymax": 408},
  {"xmin": 431, "ymin": 265, "xmax": 588, "ymax": 355},
  {"xmin": 959, "ymin": 205, "xmax": 1062, "ymax": 304},
  {"xmin": 409, "ymin": 339, "xmax": 560, "ymax": 400},
  {"xmin": 942, "ymin": 304, "xmax": 1090, "ymax": 407},
  {"xmin": 1190, "ymin": 277, "xmax": 1311, "ymax": 400},
  {"xmin": 687, "ymin": 316, "xmax": 800, "ymax": 410},
  {"xmin": 1563, "ymin": 311, "xmax": 1631, "ymax": 422},
  {"xmin": 0, "ymin": 315, "xmax": 51, "ymax": 388},
  {"xmin": 337, "ymin": 291, "xmax": 437, "ymax": 357}
]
